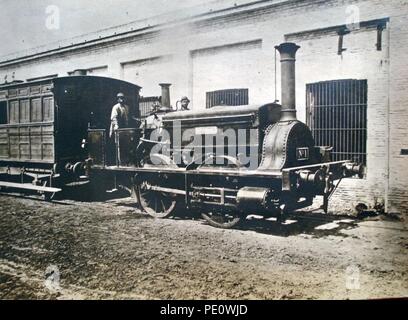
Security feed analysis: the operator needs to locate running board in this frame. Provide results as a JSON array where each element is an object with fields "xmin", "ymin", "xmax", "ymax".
[{"xmin": 0, "ymin": 181, "xmax": 61, "ymax": 193}]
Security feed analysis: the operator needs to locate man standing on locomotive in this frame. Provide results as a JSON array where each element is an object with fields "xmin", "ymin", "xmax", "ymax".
[
  {"xmin": 179, "ymin": 96, "xmax": 190, "ymax": 111},
  {"xmin": 109, "ymin": 92, "xmax": 129, "ymax": 138}
]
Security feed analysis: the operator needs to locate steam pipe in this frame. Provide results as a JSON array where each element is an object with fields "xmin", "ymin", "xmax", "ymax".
[{"xmin": 275, "ymin": 42, "xmax": 300, "ymax": 121}]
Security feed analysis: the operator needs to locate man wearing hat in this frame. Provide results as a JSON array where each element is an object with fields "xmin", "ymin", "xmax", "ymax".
[
  {"xmin": 179, "ymin": 96, "xmax": 190, "ymax": 111},
  {"xmin": 110, "ymin": 92, "xmax": 130, "ymax": 137}
]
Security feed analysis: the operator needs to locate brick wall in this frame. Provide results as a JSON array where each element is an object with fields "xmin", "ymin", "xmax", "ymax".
[{"xmin": 1, "ymin": 0, "xmax": 407, "ymax": 216}]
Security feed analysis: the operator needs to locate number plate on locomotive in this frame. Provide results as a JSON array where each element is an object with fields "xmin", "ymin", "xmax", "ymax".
[
  {"xmin": 296, "ymin": 147, "xmax": 309, "ymax": 161},
  {"xmin": 195, "ymin": 126, "xmax": 218, "ymax": 135}
]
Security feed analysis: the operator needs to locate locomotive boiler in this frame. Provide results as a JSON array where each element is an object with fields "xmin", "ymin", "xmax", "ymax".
[{"xmin": 88, "ymin": 42, "xmax": 364, "ymax": 228}]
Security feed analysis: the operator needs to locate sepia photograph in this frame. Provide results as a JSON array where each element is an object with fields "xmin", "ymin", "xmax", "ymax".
[{"xmin": 0, "ymin": 0, "xmax": 407, "ymax": 304}]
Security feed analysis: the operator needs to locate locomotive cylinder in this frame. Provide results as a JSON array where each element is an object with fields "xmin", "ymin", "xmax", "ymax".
[
  {"xmin": 343, "ymin": 162, "xmax": 365, "ymax": 178},
  {"xmin": 297, "ymin": 169, "xmax": 326, "ymax": 193},
  {"xmin": 236, "ymin": 187, "xmax": 273, "ymax": 212},
  {"xmin": 275, "ymin": 42, "xmax": 300, "ymax": 122}
]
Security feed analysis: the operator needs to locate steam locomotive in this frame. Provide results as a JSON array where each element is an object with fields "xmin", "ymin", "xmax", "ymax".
[
  {"xmin": 89, "ymin": 42, "xmax": 363, "ymax": 228},
  {"xmin": 0, "ymin": 43, "xmax": 363, "ymax": 228}
]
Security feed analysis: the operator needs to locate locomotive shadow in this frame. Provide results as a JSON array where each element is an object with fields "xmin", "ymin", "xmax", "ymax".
[
  {"xmin": 56, "ymin": 180, "xmax": 132, "ymax": 202},
  {"xmin": 0, "ymin": 190, "xmax": 73, "ymax": 205},
  {"xmin": 109, "ymin": 199, "xmax": 360, "ymax": 238},
  {"xmin": 235, "ymin": 212, "xmax": 359, "ymax": 238}
]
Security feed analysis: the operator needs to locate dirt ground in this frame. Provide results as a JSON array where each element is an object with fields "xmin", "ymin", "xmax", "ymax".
[{"xmin": 0, "ymin": 192, "xmax": 407, "ymax": 300}]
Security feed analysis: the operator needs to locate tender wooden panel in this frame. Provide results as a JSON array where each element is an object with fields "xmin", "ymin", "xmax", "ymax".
[
  {"xmin": 19, "ymin": 127, "xmax": 29, "ymax": 143},
  {"xmin": 20, "ymin": 144, "xmax": 30, "ymax": 158},
  {"xmin": 43, "ymin": 97, "xmax": 54, "ymax": 121},
  {"xmin": 30, "ymin": 86, "xmax": 41, "ymax": 95},
  {"xmin": 9, "ymin": 127, "xmax": 19, "ymax": 158},
  {"xmin": 42, "ymin": 143, "xmax": 54, "ymax": 161},
  {"xmin": 8, "ymin": 89, "xmax": 17, "ymax": 98},
  {"xmin": 18, "ymin": 127, "xmax": 30, "ymax": 159},
  {"xmin": 0, "ymin": 144, "xmax": 8, "ymax": 158},
  {"xmin": 40, "ymin": 125, "xmax": 54, "ymax": 161},
  {"xmin": 0, "ymin": 124, "xmax": 54, "ymax": 162},
  {"xmin": 20, "ymin": 99, "xmax": 30, "ymax": 123},
  {"xmin": 0, "ymin": 128, "xmax": 8, "ymax": 158},
  {"xmin": 42, "ymin": 85, "xmax": 53, "ymax": 94},
  {"xmin": 31, "ymin": 98, "xmax": 42, "ymax": 122},
  {"xmin": 18, "ymin": 88, "xmax": 29, "ymax": 96},
  {"xmin": 9, "ymin": 101, "xmax": 19, "ymax": 124},
  {"xmin": 30, "ymin": 126, "xmax": 42, "ymax": 160}
]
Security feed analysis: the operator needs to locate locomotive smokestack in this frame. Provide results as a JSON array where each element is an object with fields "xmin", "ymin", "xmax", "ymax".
[
  {"xmin": 275, "ymin": 42, "xmax": 300, "ymax": 121},
  {"xmin": 159, "ymin": 83, "xmax": 171, "ymax": 109}
]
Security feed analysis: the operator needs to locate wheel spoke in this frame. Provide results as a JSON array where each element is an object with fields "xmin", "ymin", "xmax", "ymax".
[
  {"xmin": 136, "ymin": 179, "xmax": 177, "ymax": 218},
  {"xmin": 160, "ymin": 199, "xmax": 166, "ymax": 213}
]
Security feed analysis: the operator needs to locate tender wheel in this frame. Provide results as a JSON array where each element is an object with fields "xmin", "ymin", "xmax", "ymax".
[
  {"xmin": 201, "ymin": 211, "xmax": 242, "ymax": 229},
  {"xmin": 135, "ymin": 178, "xmax": 177, "ymax": 219}
]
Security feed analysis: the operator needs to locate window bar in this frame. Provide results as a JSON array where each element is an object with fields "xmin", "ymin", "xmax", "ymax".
[
  {"xmin": 330, "ymin": 82, "xmax": 333, "ymax": 150},
  {"xmin": 362, "ymin": 80, "xmax": 365, "ymax": 164},
  {"xmin": 338, "ymin": 80, "xmax": 341, "ymax": 161},
  {"xmin": 346, "ymin": 80, "xmax": 349, "ymax": 161},
  {"xmin": 364, "ymin": 80, "xmax": 367, "ymax": 164},
  {"xmin": 325, "ymin": 81, "xmax": 329, "ymax": 149},
  {"xmin": 318, "ymin": 84, "xmax": 322, "ymax": 147},
  {"xmin": 341, "ymin": 80, "xmax": 344, "ymax": 160},
  {"xmin": 357, "ymin": 80, "xmax": 361, "ymax": 163},
  {"xmin": 376, "ymin": 24, "xmax": 384, "ymax": 51},
  {"xmin": 354, "ymin": 81, "xmax": 360, "ymax": 161}
]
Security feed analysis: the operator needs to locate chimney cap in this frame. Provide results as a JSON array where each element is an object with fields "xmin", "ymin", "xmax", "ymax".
[{"xmin": 275, "ymin": 42, "xmax": 301, "ymax": 54}]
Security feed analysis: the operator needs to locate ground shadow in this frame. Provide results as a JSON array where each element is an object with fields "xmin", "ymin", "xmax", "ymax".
[
  {"xmin": 0, "ymin": 191, "xmax": 73, "ymax": 206},
  {"xmin": 107, "ymin": 196, "xmax": 361, "ymax": 238},
  {"xmin": 0, "ymin": 187, "xmax": 362, "ymax": 238},
  {"xmin": 235, "ymin": 212, "xmax": 359, "ymax": 238},
  {"xmin": 162, "ymin": 206, "xmax": 361, "ymax": 238}
]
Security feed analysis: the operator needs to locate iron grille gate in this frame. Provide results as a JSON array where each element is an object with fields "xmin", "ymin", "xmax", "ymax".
[
  {"xmin": 206, "ymin": 88, "xmax": 249, "ymax": 108},
  {"xmin": 306, "ymin": 79, "xmax": 367, "ymax": 165}
]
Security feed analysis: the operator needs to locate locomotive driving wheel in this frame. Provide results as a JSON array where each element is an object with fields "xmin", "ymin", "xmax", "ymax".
[
  {"xmin": 135, "ymin": 177, "xmax": 177, "ymax": 218},
  {"xmin": 201, "ymin": 211, "xmax": 242, "ymax": 229},
  {"xmin": 134, "ymin": 150, "xmax": 179, "ymax": 218},
  {"xmin": 196, "ymin": 154, "xmax": 244, "ymax": 229}
]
